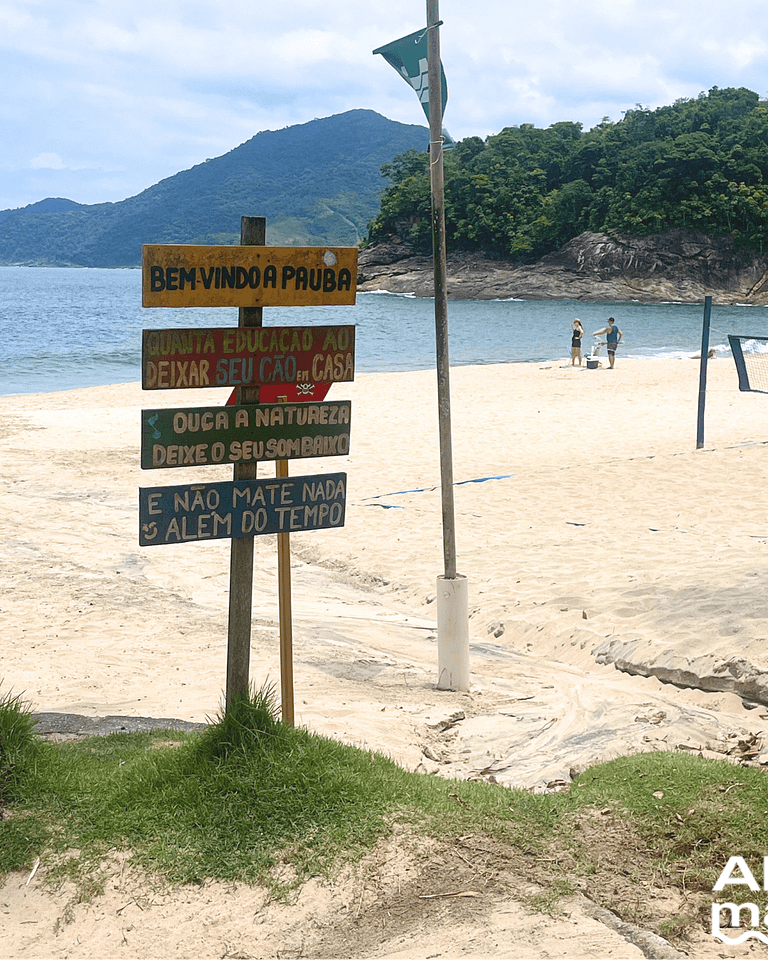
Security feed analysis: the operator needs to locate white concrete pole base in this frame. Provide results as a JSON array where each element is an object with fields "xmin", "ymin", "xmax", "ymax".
[{"xmin": 436, "ymin": 573, "xmax": 470, "ymax": 691}]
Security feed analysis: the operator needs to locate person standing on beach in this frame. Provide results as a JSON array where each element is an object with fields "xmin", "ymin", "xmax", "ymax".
[
  {"xmin": 571, "ymin": 319, "xmax": 584, "ymax": 366},
  {"xmin": 592, "ymin": 317, "xmax": 623, "ymax": 368}
]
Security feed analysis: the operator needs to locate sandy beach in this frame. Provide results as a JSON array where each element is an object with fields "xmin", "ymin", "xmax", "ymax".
[{"xmin": 2, "ymin": 353, "xmax": 768, "ymax": 958}]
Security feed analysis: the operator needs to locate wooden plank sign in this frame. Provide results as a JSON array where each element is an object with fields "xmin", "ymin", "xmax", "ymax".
[
  {"xmin": 139, "ymin": 473, "xmax": 347, "ymax": 546},
  {"xmin": 142, "ymin": 325, "xmax": 355, "ymax": 390},
  {"xmin": 142, "ymin": 244, "xmax": 358, "ymax": 308},
  {"xmin": 142, "ymin": 401, "xmax": 351, "ymax": 469}
]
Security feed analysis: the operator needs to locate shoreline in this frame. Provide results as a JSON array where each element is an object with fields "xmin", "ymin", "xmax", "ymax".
[{"xmin": 0, "ymin": 346, "xmax": 738, "ymax": 401}]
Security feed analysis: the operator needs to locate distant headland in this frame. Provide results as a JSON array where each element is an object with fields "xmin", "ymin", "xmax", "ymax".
[{"xmin": 357, "ymin": 230, "xmax": 768, "ymax": 305}]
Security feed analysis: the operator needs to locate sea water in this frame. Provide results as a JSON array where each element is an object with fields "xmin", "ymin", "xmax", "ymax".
[{"xmin": 2, "ymin": 265, "xmax": 768, "ymax": 396}]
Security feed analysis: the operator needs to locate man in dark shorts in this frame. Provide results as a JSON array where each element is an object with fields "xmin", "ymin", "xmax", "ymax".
[{"xmin": 592, "ymin": 317, "xmax": 623, "ymax": 368}]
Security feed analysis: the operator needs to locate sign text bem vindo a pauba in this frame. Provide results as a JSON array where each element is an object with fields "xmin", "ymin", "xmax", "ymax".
[
  {"xmin": 141, "ymin": 325, "xmax": 355, "ymax": 390},
  {"xmin": 142, "ymin": 244, "xmax": 358, "ymax": 308}
]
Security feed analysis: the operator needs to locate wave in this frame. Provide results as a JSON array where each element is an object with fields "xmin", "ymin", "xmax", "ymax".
[{"xmin": 360, "ymin": 289, "xmax": 417, "ymax": 299}]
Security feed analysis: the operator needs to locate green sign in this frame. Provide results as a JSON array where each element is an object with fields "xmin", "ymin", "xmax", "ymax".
[{"xmin": 142, "ymin": 401, "xmax": 351, "ymax": 469}]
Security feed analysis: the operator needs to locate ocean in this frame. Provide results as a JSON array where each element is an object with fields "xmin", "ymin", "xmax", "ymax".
[{"xmin": 2, "ymin": 265, "xmax": 768, "ymax": 396}]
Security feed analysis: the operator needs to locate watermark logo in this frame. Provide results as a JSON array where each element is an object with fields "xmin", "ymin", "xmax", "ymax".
[{"xmin": 712, "ymin": 856, "xmax": 768, "ymax": 945}]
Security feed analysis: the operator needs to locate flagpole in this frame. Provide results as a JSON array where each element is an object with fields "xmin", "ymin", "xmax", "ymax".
[{"xmin": 427, "ymin": 0, "xmax": 469, "ymax": 691}]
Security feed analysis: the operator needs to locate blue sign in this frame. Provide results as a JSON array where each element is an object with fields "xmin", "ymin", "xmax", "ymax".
[{"xmin": 139, "ymin": 473, "xmax": 346, "ymax": 546}]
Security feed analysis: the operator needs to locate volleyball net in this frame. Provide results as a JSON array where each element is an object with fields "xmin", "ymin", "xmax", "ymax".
[{"xmin": 729, "ymin": 336, "xmax": 768, "ymax": 393}]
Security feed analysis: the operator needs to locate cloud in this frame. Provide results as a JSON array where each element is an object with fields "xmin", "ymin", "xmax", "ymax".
[
  {"xmin": 30, "ymin": 153, "xmax": 66, "ymax": 170},
  {"xmin": 1, "ymin": 0, "xmax": 768, "ymax": 209}
]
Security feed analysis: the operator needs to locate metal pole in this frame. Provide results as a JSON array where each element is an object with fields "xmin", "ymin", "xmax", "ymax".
[
  {"xmin": 225, "ymin": 215, "xmax": 265, "ymax": 708},
  {"xmin": 696, "ymin": 295, "xmax": 712, "ymax": 450},
  {"xmin": 426, "ymin": 0, "xmax": 456, "ymax": 581},
  {"xmin": 427, "ymin": 2, "xmax": 469, "ymax": 692}
]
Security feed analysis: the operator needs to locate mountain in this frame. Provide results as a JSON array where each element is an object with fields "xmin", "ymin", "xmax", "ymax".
[{"xmin": 0, "ymin": 110, "xmax": 428, "ymax": 267}]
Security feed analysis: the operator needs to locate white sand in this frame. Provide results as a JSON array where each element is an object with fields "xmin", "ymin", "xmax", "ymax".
[{"xmin": 2, "ymin": 355, "xmax": 767, "ymax": 958}]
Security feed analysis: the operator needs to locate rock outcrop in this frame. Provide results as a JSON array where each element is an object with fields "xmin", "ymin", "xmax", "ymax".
[
  {"xmin": 594, "ymin": 639, "xmax": 768, "ymax": 706},
  {"xmin": 358, "ymin": 230, "xmax": 768, "ymax": 304}
]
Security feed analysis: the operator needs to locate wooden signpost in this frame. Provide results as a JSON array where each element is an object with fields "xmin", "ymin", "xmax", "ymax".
[
  {"xmin": 139, "ymin": 221, "xmax": 357, "ymax": 722},
  {"xmin": 142, "ymin": 244, "xmax": 357, "ymax": 308},
  {"xmin": 139, "ymin": 473, "xmax": 347, "ymax": 546},
  {"xmin": 141, "ymin": 401, "xmax": 352, "ymax": 470},
  {"xmin": 141, "ymin": 325, "xmax": 355, "ymax": 390}
]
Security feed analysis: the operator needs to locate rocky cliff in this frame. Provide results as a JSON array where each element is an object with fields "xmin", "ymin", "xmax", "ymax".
[{"xmin": 358, "ymin": 230, "xmax": 768, "ymax": 304}]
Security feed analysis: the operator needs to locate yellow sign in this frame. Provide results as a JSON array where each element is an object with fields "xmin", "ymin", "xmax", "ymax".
[{"xmin": 142, "ymin": 244, "xmax": 358, "ymax": 308}]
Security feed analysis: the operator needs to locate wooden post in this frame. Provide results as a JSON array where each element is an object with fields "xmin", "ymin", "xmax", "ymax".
[
  {"xmin": 275, "ymin": 396, "xmax": 295, "ymax": 726},
  {"xmin": 225, "ymin": 216, "xmax": 265, "ymax": 708},
  {"xmin": 696, "ymin": 295, "xmax": 712, "ymax": 450},
  {"xmin": 276, "ymin": 456, "xmax": 295, "ymax": 726},
  {"xmin": 427, "ymin": 2, "xmax": 469, "ymax": 692},
  {"xmin": 426, "ymin": 0, "xmax": 456, "ymax": 581}
]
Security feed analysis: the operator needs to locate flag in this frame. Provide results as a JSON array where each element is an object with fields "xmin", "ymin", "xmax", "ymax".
[{"xmin": 373, "ymin": 27, "xmax": 448, "ymax": 124}]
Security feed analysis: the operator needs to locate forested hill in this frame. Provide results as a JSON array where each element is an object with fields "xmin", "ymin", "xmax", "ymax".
[
  {"xmin": 0, "ymin": 110, "xmax": 428, "ymax": 268},
  {"xmin": 367, "ymin": 87, "xmax": 768, "ymax": 261}
]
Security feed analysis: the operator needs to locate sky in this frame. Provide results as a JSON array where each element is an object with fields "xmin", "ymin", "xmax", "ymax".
[{"xmin": 2, "ymin": 0, "xmax": 768, "ymax": 211}]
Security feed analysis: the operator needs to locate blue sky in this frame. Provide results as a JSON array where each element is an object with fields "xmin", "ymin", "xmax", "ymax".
[{"xmin": 2, "ymin": 0, "xmax": 767, "ymax": 210}]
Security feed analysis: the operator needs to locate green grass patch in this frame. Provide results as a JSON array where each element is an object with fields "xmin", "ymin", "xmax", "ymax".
[
  {"xmin": 569, "ymin": 751, "xmax": 768, "ymax": 893},
  {"xmin": 3, "ymin": 684, "xmax": 768, "ymax": 945},
  {"xmin": 1, "ymin": 684, "xmax": 514, "ymax": 891},
  {"xmin": 0, "ymin": 684, "xmax": 38, "ymax": 804}
]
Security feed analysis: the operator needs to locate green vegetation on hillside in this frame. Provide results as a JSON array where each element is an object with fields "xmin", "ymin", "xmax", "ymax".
[
  {"xmin": 367, "ymin": 86, "xmax": 768, "ymax": 260},
  {"xmin": 0, "ymin": 110, "xmax": 428, "ymax": 267}
]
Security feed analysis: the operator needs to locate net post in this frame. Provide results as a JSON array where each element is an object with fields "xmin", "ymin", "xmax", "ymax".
[
  {"xmin": 728, "ymin": 335, "xmax": 751, "ymax": 391},
  {"xmin": 696, "ymin": 296, "xmax": 712, "ymax": 450}
]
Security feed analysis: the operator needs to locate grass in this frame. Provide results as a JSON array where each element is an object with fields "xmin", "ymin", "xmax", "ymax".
[
  {"xmin": 573, "ymin": 752, "xmax": 768, "ymax": 867},
  {"xmin": 0, "ymin": 684, "xmax": 37, "ymax": 802},
  {"xmin": 2, "ymin": 683, "xmax": 768, "ymax": 944}
]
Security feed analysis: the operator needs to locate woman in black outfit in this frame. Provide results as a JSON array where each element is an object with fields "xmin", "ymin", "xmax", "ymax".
[{"xmin": 571, "ymin": 319, "xmax": 584, "ymax": 366}]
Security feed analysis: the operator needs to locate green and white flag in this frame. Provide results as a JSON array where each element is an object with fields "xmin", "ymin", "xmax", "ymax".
[{"xmin": 373, "ymin": 27, "xmax": 448, "ymax": 123}]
